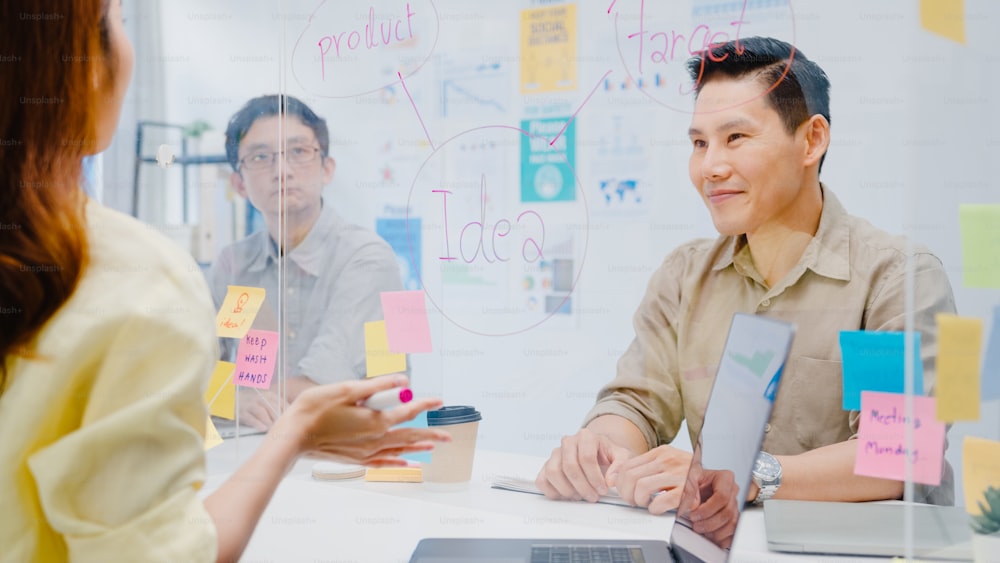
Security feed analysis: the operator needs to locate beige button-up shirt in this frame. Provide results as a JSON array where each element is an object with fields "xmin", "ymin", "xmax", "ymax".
[{"xmin": 584, "ymin": 187, "xmax": 956, "ymax": 503}]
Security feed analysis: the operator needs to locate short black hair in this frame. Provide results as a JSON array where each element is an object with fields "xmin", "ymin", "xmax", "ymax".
[
  {"xmin": 687, "ymin": 36, "xmax": 831, "ymax": 171},
  {"xmin": 224, "ymin": 94, "xmax": 330, "ymax": 171}
]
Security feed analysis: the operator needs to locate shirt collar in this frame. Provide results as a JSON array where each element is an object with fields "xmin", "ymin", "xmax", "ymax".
[
  {"xmin": 243, "ymin": 201, "xmax": 340, "ymax": 277},
  {"xmin": 288, "ymin": 202, "xmax": 339, "ymax": 276},
  {"xmin": 710, "ymin": 184, "xmax": 851, "ymax": 282},
  {"xmin": 711, "ymin": 235, "xmax": 741, "ymax": 272},
  {"xmin": 801, "ymin": 185, "xmax": 851, "ymax": 281},
  {"xmin": 244, "ymin": 232, "xmax": 276, "ymax": 273}
]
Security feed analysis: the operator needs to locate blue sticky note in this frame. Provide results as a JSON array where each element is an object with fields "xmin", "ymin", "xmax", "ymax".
[
  {"xmin": 983, "ymin": 306, "xmax": 1000, "ymax": 401},
  {"xmin": 840, "ymin": 331, "xmax": 924, "ymax": 411},
  {"xmin": 397, "ymin": 411, "xmax": 431, "ymax": 464}
]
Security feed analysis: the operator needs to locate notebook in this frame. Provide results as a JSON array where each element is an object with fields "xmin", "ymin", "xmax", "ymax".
[
  {"xmin": 764, "ymin": 499, "xmax": 973, "ymax": 559},
  {"xmin": 490, "ymin": 475, "xmax": 650, "ymax": 509},
  {"xmin": 409, "ymin": 313, "xmax": 797, "ymax": 563}
]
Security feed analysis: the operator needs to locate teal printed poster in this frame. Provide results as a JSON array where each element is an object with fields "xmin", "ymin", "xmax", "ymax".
[
  {"xmin": 520, "ymin": 117, "xmax": 576, "ymax": 202},
  {"xmin": 376, "ymin": 217, "xmax": 422, "ymax": 290},
  {"xmin": 399, "ymin": 411, "xmax": 431, "ymax": 464}
]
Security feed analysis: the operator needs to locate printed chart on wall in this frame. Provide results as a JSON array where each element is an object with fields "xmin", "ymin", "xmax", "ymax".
[
  {"xmin": 520, "ymin": 4, "xmax": 577, "ymax": 94},
  {"xmin": 587, "ymin": 112, "xmax": 650, "ymax": 218},
  {"xmin": 439, "ymin": 52, "xmax": 512, "ymax": 121}
]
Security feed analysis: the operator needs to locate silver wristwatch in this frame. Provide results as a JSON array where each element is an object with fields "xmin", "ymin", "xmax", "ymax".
[{"xmin": 752, "ymin": 451, "xmax": 782, "ymax": 505}]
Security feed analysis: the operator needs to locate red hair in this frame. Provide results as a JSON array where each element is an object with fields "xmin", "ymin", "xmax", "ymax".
[{"xmin": 0, "ymin": 0, "xmax": 114, "ymax": 384}]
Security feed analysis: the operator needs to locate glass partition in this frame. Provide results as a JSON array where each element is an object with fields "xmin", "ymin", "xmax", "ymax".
[{"xmin": 100, "ymin": 0, "xmax": 999, "ymax": 558}]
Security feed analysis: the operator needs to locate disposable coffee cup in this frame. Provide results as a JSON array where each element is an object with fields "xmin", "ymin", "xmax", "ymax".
[{"xmin": 422, "ymin": 406, "xmax": 482, "ymax": 491}]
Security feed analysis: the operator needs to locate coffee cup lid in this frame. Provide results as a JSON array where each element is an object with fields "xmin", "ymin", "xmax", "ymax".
[{"xmin": 427, "ymin": 405, "xmax": 482, "ymax": 425}]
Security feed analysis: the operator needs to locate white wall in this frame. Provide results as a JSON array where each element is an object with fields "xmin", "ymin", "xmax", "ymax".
[{"xmin": 105, "ymin": 0, "xmax": 999, "ymax": 504}]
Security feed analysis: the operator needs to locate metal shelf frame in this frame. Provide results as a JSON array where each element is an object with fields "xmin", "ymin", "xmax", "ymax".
[{"xmin": 132, "ymin": 120, "xmax": 228, "ymax": 222}]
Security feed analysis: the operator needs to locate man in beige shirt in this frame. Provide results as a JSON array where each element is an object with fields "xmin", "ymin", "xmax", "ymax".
[{"xmin": 536, "ymin": 37, "xmax": 955, "ymax": 513}]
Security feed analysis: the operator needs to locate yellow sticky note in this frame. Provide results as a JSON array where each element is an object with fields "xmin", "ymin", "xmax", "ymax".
[
  {"xmin": 205, "ymin": 361, "xmax": 236, "ymax": 420},
  {"xmin": 205, "ymin": 416, "xmax": 224, "ymax": 450},
  {"xmin": 216, "ymin": 286, "xmax": 266, "ymax": 338},
  {"xmin": 963, "ymin": 436, "xmax": 1000, "ymax": 516},
  {"xmin": 935, "ymin": 314, "xmax": 983, "ymax": 422},
  {"xmin": 920, "ymin": 0, "xmax": 966, "ymax": 44},
  {"xmin": 364, "ymin": 321, "xmax": 407, "ymax": 377},
  {"xmin": 365, "ymin": 466, "xmax": 422, "ymax": 482},
  {"xmin": 959, "ymin": 204, "xmax": 1000, "ymax": 288}
]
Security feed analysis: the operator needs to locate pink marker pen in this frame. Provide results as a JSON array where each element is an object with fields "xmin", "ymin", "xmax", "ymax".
[{"xmin": 363, "ymin": 387, "xmax": 413, "ymax": 411}]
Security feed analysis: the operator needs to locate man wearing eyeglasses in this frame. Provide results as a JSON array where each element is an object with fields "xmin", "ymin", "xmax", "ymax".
[{"xmin": 208, "ymin": 94, "xmax": 404, "ymax": 431}]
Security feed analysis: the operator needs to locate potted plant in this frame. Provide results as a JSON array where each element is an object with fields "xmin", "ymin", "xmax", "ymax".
[{"xmin": 972, "ymin": 485, "xmax": 1000, "ymax": 562}]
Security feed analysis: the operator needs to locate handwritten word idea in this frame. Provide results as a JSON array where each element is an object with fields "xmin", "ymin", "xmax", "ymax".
[
  {"xmin": 215, "ymin": 285, "xmax": 265, "ymax": 339},
  {"xmin": 234, "ymin": 329, "xmax": 279, "ymax": 389},
  {"xmin": 435, "ymin": 175, "xmax": 545, "ymax": 264},
  {"xmin": 317, "ymin": 3, "xmax": 416, "ymax": 80}
]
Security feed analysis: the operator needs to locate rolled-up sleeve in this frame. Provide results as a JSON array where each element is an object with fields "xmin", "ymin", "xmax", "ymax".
[
  {"xmin": 583, "ymin": 252, "xmax": 687, "ymax": 450},
  {"xmin": 27, "ymin": 302, "xmax": 219, "ymax": 561},
  {"xmin": 865, "ymin": 251, "xmax": 957, "ymax": 400},
  {"xmin": 862, "ymin": 250, "xmax": 957, "ymax": 505}
]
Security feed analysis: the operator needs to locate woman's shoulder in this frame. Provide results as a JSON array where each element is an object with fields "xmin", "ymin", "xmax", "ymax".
[
  {"xmin": 78, "ymin": 201, "xmax": 215, "ymax": 324},
  {"xmin": 19, "ymin": 201, "xmax": 217, "ymax": 370}
]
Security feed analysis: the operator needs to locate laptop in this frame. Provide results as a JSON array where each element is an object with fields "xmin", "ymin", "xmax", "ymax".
[
  {"xmin": 764, "ymin": 499, "xmax": 974, "ymax": 559},
  {"xmin": 212, "ymin": 416, "xmax": 265, "ymax": 439},
  {"xmin": 409, "ymin": 313, "xmax": 797, "ymax": 563}
]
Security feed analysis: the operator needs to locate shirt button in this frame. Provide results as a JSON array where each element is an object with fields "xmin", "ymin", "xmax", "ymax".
[
  {"xmin": 289, "ymin": 331, "xmax": 297, "ymax": 339},
  {"xmin": 764, "ymin": 423, "xmax": 772, "ymax": 433},
  {"xmin": 288, "ymin": 287, "xmax": 296, "ymax": 295},
  {"xmin": 761, "ymin": 298, "xmax": 771, "ymax": 308}
]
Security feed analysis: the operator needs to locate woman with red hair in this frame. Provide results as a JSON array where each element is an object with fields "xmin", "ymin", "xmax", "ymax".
[{"xmin": 0, "ymin": 2, "xmax": 448, "ymax": 561}]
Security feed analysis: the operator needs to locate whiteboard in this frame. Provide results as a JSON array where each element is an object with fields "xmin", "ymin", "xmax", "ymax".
[{"xmin": 111, "ymin": 0, "xmax": 999, "ymax": 505}]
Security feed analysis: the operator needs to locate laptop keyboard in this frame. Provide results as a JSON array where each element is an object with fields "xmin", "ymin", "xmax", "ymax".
[{"xmin": 529, "ymin": 545, "xmax": 646, "ymax": 563}]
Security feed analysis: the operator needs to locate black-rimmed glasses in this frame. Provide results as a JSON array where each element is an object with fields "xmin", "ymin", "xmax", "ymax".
[{"xmin": 238, "ymin": 146, "xmax": 322, "ymax": 171}]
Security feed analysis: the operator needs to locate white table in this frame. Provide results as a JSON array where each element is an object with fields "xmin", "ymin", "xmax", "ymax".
[{"xmin": 203, "ymin": 436, "xmax": 884, "ymax": 562}]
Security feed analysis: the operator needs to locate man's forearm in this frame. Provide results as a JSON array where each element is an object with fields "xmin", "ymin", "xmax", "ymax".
[
  {"xmin": 774, "ymin": 440, "xmax": 904, "ymax": 502},
  {"xmin": 284, "ymin": 375, "xmax": 318, "ymax": 403},
  {"xmin": 585, "ymin": 414, "xmax": 650, "ymax": 457}
]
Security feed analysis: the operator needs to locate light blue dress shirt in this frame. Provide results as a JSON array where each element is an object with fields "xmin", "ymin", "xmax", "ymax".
[{"xmin": 208, "ymin": 203, "xmax": 404, "ymax": 384}]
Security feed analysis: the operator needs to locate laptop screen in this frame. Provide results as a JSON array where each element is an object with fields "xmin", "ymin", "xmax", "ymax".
[{"xmin": 669, "ymin": 313, "xmax": 796, "ymax": 563}]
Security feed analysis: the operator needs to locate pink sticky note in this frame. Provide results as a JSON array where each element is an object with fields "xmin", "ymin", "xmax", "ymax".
[
  {"xmin": 854, "ymin": 391, "xmax": 946, "ymax": 486},
  {"xmin": 233, "ymin": 329, "xmax": 279, "ymax": 389},
  {"xmin": 380, "ymin": 290, "xmax": 433, "ymax": 353}
]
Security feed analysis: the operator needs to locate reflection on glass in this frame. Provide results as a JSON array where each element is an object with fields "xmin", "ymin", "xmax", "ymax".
[
  {"xmin": 670, "ymin": 313, "xmax": 795, "ymax": 563},
  {"xmin": 207, "ymin": 95, "xmax": 405, "ymax": 432},
  {"xmin": 676, "ymin": 438, "xmax": 739, "ymax": 551}
]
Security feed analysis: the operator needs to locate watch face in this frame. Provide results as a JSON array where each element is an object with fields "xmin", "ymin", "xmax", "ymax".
[{"xmin": 754, "ymin": 453, "xmax": 780, "ymax": 481}]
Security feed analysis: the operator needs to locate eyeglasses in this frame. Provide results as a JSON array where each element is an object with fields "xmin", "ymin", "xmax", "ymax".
[{"xmin": 238, "ymin": 146, "xmax": 322, "ymax": 171}]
